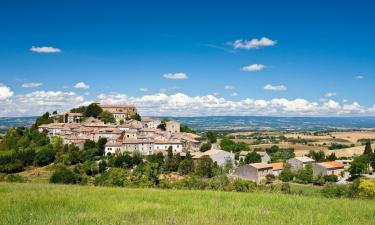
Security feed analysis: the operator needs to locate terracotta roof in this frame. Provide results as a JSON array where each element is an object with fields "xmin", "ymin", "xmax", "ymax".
[
  {"xmin": 123, "ymin": 139, "xmax": 154, "ymax": 144},
  {"xmin": 154, "ymin": 139, "xmax": 181, "ymax": 144},
  {"xmin": 271, "ymin": 162, "xmax": 284, "ymax": 170},
  {"xmin": 318, "ymin": 161, "xmax": 344, "ymax": 169},
  {"xmin": 249, "ymin": 162, "xmax": 272, "ymax": 170}
]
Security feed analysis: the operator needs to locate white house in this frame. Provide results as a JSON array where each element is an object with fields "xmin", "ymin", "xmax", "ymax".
[
  {"xmin": 154, "ymin": 139, "xmax": 183, "ymax": 153},
  {"xmin": 192, "ymin": 149, "xmax": 235, "ymax": 167}
]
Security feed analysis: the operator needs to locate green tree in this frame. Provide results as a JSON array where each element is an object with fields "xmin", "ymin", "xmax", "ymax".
[
  {"xmin": 180, "ymin": 124, "xmax": 196, "ymax": 133},
  {"xmin": 244, "ymin": 152, "xmax": 261, "ymax": 164},
  {"xmin": 98, "ymin": 111, "xmax": 116, "ymax": 124},
  {"xmin": 326, "ymin": 152, "xmax": 338, "ymax": 161},
  {"xmin": 178, "ymin": 152, "xmax": 194, "ymax": 175},
  {"xmin": 50, "ymin": 167, "xmax": 77, "ymax": 184},
  {"xmin": 34, "ymin": 146, "xmax": 56, "ymax": 166},
  {"xmin": 96, "ymin": 138, "xmax": 108, "ymax": 156},
  {"xmin": 295, "ymin": 164, "xmax": 313, "ymax": 184},
  {"xmin": 130, "ymin": 113, "xmax": 142, "ymax": 121},
  {"xmin": 363, "ymin": 142, "xmax": 373, "ymax": 158},
  {"xmin": 84, "ymin": 140, "xmax": 96, "ymax": 150},
  {"xmin": 200, "ymin": 143, "xmax": 212, "ymax": 152},
  {"xmin": 308, "ymin": 150, "xmax": 326, "ymax": 162},
  {"xmin": 195, "ymin": 155, "xmax": 215, "ymax": 178},
  {"xmin": 84, "ymin": 103, "xmax": 103, "ymax": 118},
  {"xmin": 206, "ymin": 131, "xmax": 217, "ymax": 143},
  {"xmin": 349, "ymin": 155, "xmax": 368, "ymax": 177},
  {"xmin": 34, "ymin": 112, "xmax": 53, "ymax": 128},
  {"xmin": 279, "ymin": 164, "xmax": 294, "ymax": 182}
]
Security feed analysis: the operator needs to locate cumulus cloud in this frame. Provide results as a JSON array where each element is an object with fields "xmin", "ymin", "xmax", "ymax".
[
  {"xmin": 30, "ymin": 46, "xmax": 61, "ymax": 53},
  {"xmin": 74, "ymin": 82, "xmax": 90, "ymax": 89},
  {"xmin": 139, "ymin": 88, "xmax": 149, "ymax": 92},
  {"xmin": 0, "ymin": 91, "xmax": 85, "ymax": 117},
  {"xmin": 224, "ymin": 85, "xmax": 235, "ymax": 90},
  {"xmin": 22, "ymin": 82, "xmax": 43, "ymax": 88},
  {"xmin": 241, "ymin": 64, "xmax": 265, "ymax": 72},
  {"xmin": 1, "ymin": 90, "xmax": 375, "ymax": 117},
  {"xmin": 0, "ymin": 83, "xmax": 14, "ymax": 100},
  {"xmin": 95, "ymin": 92, "xmax": 374, "ymax": 117},
  {"xmin": 230, "ymin": 92, "xmax": 239, "ymax": 97},
  {"xmin": 354, "ymin": 75, "xmax": 364, "ymax": 80},
  {"xmin": 325, "ymin": 92, "xmax": 336, "ymax": 97},
  {"xmin": 264, "ymin": 84, "xmax": 288, "ymax": 91},
  {"xmin": 163, "ymin": 73, "xmax": 188, "ymax": 79},
  {"xmin": 232, "ymin": 37, "xmax": 276, "ymax": 49}
]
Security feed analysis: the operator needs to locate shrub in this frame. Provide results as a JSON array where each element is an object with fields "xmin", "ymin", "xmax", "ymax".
[
  {"xmin": 50, "ymin": 167, "xmax": 77, "ymax": 184},
  {"xmin": 321, "ymin": 183, "xmax": 349, "ymax": 198},
  {"xmin": 358, "ymin": 179, "xmax": 375, "ymax": 199},
  {"xmin": 281, "ymin": 183, "xmax": 291, "ymax": 194},
  {"xmin": 34, "ymin": 147, "xmax": 56, "ymax": 166},
  {"xmin": 94, "ymin": 168, "xmax": 128, "ymax": 187},
  {"xmin": 295, "ymin": 164, "xmax": 313, "ymax": 184},
  {"xmin": 195, "ymin": 155, "xmax": 215, "ymax": 178},
  {"xmin": 324, "ymin": 174, "xmax": 338, "ymax": 183},
  {"xmin": 279, "ymin": 164, "xmax": 294, "ymax": 182},
  {"xmin": 0, "ymin": 161, "xmax": 23, "ymax": 173},
  {"xmin": 232, "ymin": 179, "xmax": 257, "ymax": 192},
  {"xmin": 200, "ymin": 143, "xmax": 212, "ymax": 152},
  {"xmin": 4, "ymin": 174, "xmax": 27, "ymax": 183}
]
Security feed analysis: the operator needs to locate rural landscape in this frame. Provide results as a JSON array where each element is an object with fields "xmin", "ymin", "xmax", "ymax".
[{"xmin": 1, "ymin": 0, "xmax": 375, "ymax": 224}]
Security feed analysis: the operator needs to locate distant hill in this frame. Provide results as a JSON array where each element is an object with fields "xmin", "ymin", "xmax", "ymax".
[
  {"xmin": 1, "ymin": 116, "xmax": 375, "ymax": 132},
  {"xmin": 0, "ymin": 117, "xmax": 37, "ymax": 133}
]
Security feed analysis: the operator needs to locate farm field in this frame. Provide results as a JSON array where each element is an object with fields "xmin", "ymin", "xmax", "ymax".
[{"xmin": 0, "ymin": 183, "xmax": 375, "ymax": 225}]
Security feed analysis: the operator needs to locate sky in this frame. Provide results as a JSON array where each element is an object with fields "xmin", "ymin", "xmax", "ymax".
[{"xmin": 0, "ymin": 0, "xmax": 375, "ymax": 117}]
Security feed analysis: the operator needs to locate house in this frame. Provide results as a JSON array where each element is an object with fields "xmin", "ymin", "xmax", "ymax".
[
  {"xmin": 122, "ymin": 139, "xmax": 155, "ymax": 155},
  {"xmin": 64, "ymin": 112, "xmax": 83, "ymax": 123},
  {"xmin": 104, "ymin": 140, "xmax": 125, "ymax": 155},
  {"xmin": 154, "ymin": 139, "xmax": 183, "ymax": 153},
  {"xmin": 286, "ymin": 156, "xmax": 315, "ymax": 172},
  {"xmin": 38, "ymin": 123, "xmax": 65, "ymax": 137},
  {"xmin": 192, "ymin": 149, "xmax": 235, "ymax": 166},
  {"xmin": 313, "ymin": 161, "xmax": 345, "ymax": 178},
  {"xmin": 99, "ymin": 104, "xmax": 137, "ymax": 121},
  {"xmin": 123, "ymin": 129, "xmax": 138, "ymax": 139},
  {"xmin": 142, "ymin": 117, "xmax": 161, "ymax": 129},
  {"xmin": 271, "ymin": 162, "xmax": 284, "ymax": 176},
  {"xmin": 258, "ymin": 152, "xmax": 271, "ymax": 163},
  {"xmin": 232, "ymin": 163, "xmax": 273, "ymax": 184},
  {"xmin": 165, "ymin": 121, "xmax": 180, "ymax": 134},
  {"xmin": 174, "ymin": 132, "xmax": 201, "ymax": 151},
  {"xmin": 93, "ymin": 127, "xmax": 123, "ymax": 142}
]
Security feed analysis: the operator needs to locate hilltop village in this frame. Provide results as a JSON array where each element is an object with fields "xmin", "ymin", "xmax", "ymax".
[{"xmin": 39, "ymin": 104, "xmax": 201, "ymax": 156}]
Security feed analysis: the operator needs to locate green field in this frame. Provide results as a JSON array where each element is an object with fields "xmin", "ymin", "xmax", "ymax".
[{"xmin": 0, "ymin": 183, "xmax": 375, "ymax": 225}]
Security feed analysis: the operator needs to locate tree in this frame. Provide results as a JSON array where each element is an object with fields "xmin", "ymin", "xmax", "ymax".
[
  {"xmin": 195, "ymin": 155, "xmax": 215, "ymax": 178},
  {"xmin": 308, "ymin": 150, "xmax": 325, "ymax": 162},
  {"xmin": 147, "ymin": 152, "xmax": 164, "ymax": 167},
  {"xmin": 178, "ymin": 152, "xmax": 194, "ymax": 175},
  {"xmin": 349, "ymin": 155, "xmax": 368, "ymax": 177},
  {"xmin": 163, "ymin": 146, "xmax": 180, "ymax": 172},
  {"xmin": 244, "ymin": 152, "xmax": 261, "ymax": 164},
  {"xmin": 50, "ymin": 167, "xmax": 77, "ymax": 184},
  {"xmin": 84, "ymin": 140, "xmax": 96, "ymax": 150},
  {"xmin": 206, "ymin": 131, "xmax": 217, "ymax": 143},
  {"xmin": 295, "ymin": 164, "xmax": 313, "ymax": 184},
  {"xmin": 326, "ymin": 152, "xmax": 337, "ymax": 161},
  {"xmin": 200, "ymin": 143, "xmax": 212, "ymax": 152},
  {"xmin": 180, "ymin": 124, "xmax": 195, "ymax": 134},
  {"xmin": 98, "ymin": 111, "xmax": 115, "ymax": 124},
  {"xmin": 84, "ymin": 103, "xmax": 103, "ymax": 118},
  {"xmin": 34, "ymin": 147, "xmax": 56, "ymax": 166},
  {"xmin": 96, "ymin": 138, "xmax": 108, "ymax": 156},
  {"xmin": 34, "ymin": 112, "xmax": 53, "ymax": 128},
  {"xmin": 130, "ymin": 113, "xmax": 142, "ymax": 121},
  {"xmin": 363, "ymin": 142, "xmax": 373, "ymax": 158},
  {"xmin": 279, "ymin": 164, "xmax": 294, "ymax": 182}
]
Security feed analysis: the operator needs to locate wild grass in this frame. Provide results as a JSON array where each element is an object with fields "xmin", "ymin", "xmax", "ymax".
[{"xmin": 0, "ymin": 183, "xmax": 374, "ymax": 225}]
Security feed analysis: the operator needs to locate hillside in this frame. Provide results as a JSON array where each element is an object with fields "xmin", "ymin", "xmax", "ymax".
[{"xmin": 0, "ymin": 183, "xmax": 374, "ymax": 225}]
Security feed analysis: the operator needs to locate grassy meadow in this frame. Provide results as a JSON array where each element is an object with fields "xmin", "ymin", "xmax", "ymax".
[{"xmin": 0, "ymin": 183, "xmax": 375, "ymax": 225}]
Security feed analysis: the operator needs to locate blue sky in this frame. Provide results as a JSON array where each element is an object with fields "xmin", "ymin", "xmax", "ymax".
[{"xmin": 0, "ymin": 0, "xmax": 375, "ymax": 116}]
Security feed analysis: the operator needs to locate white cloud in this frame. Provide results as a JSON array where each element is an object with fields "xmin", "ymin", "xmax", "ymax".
[
  {"xmin": 95, "ymin": 92, "xmax": 375, "ymax": 117},
  {"xmin": 74, "ymin": 82, "xmax": 90, "ymax": 89},
  {"xmin": 264, "ymin": 84, "xmax": 288, "ymax": 91},
  {"xmin": 140, "ymin": 88, "xmax": 149, "ymax": 92},
  {"xmin": 224, "ymin": 85, "xmax": 235, "ymax": 90},
  {"xmin": 241, "ymin": 64, "xmax": 265, "ymax": 72},
  {"xmin": 162, "ymin": 73, "xmax": 188, "ymax": 79},
  {"xmin": 30, "ymin": 46, "xmax": 61, "ymax": 53},
  {"xmin": 230, "ymin": 92, "xmax": 239, "ymax": 97},
  {"xmin": 325, "ymin": 92, "xmax": 336, "ymax": 97},
  {"xmin": 233, "ymin": 37, "xmax": 276, "ymax": 49},
  {"xmin": 0, "ymin": 83, "xmax": 14, "ymax": 100},
  {"xmin": 1, "ymin": 90, "xmax": 375, "ymax": 117},
  {"xmin": 0, "ymin": 91, "xmax": 85, "ymax": 117},
  {"xmin": 354, "ymin": 75, "xmax": 364, "ymax": 80},
  {"xmin": 22, "ymin": 82, "xmax": 43, "ymax": 88}
]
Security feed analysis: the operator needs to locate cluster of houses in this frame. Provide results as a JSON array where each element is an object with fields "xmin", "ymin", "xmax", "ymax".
[
  {"xmin": 232, "ymin": 156, "xmax": 345, "ymax": 184},
  {"xmin": 39, "ymin": 104, "xmax": 201, "ymax": 155}
]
